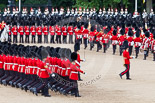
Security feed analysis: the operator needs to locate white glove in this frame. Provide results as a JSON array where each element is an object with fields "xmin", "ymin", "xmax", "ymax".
[
  {"xmin": 84, "ymin": 72, "xmax": 87, "ymax": 75},
  {"xmin": 83, "ymin": 59, "xmax": 86, "ymax": 62},
  {"xmin": 132, "ymin": 56, "xmax": 135, "ymax": 59},
  {"xmin": 51, "ymin": 73, "xmax": 56, "ymax": 77}
]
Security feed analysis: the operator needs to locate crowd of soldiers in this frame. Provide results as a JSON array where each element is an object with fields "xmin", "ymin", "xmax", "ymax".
[{"xmin": 0, "ymin": 41, "xmax": 85, "ymax": 97}]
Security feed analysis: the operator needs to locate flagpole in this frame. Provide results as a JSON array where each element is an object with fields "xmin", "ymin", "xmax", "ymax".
[
  {"xmin": 19, "ymin": 0, "xmax": 21, "ymax": 12},
  {"xmin": 135, "ymin": 0, "xmax": 137, "ymax": 11}
]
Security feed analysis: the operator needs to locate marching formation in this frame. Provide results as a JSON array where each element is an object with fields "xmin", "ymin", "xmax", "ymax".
[
  {"xmin": 0, "ymin": 19, "xmax": 155, "ymax": 61},
  {"xmin": 0, "ymin": 41, "xmax": 85, "ymax": 97}
]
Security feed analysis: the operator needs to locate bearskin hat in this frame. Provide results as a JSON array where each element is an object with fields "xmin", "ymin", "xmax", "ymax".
[
  {"xmin": 122, "ymin": 40, "xmax": 129, "ymax": 50},
  {"xmin": 71, "ymin": 52, "xmax": 77, "ymax": 61},
  {"xmin": 113, "ymin": 29, "xmax": 117, "ymax": 36},
  {"xmin": 40, "ymin": 48, "xmax": 49, "ymax": 60},
  {"xmin": 145, "ymin": 31, "xmax": 150, "ymax": 38}
]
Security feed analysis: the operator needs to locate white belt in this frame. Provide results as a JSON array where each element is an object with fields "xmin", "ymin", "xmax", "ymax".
[
  {"xmin": 4, "ymin": 63, "xmax": 13, "ymax": 65},
  {"xmin": 67, "ymin": 67, "xmax": 70, "ymax": 70},
  {"xmin": 37, "ymin": 67, "xmax": 40, "ymax": 70},
  {"xmin": 13, "ymin": 63, "xmax": 18, "ymax": 65},
  {"xmin": 71, "ymin": 71, "xmax": 78, "ymax": 74},
  {"xmin": 27, "ymin": 66, "xmax": 34, "ymax": 68},
  {"xmin": 61, "ymin": 68, "xmax": 65, "ymax": 70},
  {"xmin": 40, "ymin": 69, "xmax": 46, "ymax": 71},
  {"xmin": 19, "ymin": 65, "xmax": 25, "ymax": 66}
]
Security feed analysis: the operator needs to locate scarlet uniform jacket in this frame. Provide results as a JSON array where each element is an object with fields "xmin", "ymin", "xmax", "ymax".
[
  {"xmin": 123, "ymin": 50, "xmax": 131, "ymax": 64},
  {"xmin": 11, "ymin": 27, "xmax": 18, "ymax": 35},
  {"xmin": 30, "ymin": 26, "xmax": 36, "ymax": 35},
  {"xmin": 18, "ymin": 26, "xmax": 24, "ymax": 35}
]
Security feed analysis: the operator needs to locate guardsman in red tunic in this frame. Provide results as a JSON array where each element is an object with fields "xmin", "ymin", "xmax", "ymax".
[
  {"xmin": 37, "ymin": 49, "xmax": 51, "ymax": 97},
  {"xmin": 89, "ymin": 26, "xmax": 96, "ymax": 50},
  {"xmin": 141, "ymin": 31, "xmax": 150, "ymax": 60},
  {"xmin": 102, "ymin": 33, "xmax": 109, "ymax": 53},
  {"xmin": 83, "ymin": 23, "xmax": 89, "ymax": 49},
  {"xmin": 49, "ymin": 26, "xmax": 55, "ymax": 43},
  {"xmin": 119, "ymin": 40, "xmax": 134, "ymax": 80},
  {"xmin": 24, "ymin": 26, "xmax": 30, "ymax": 43},
  {"xmin": 127, "ymin": 30, "xmax": 134, "ymax": 56},
  {"xmin": 111, "ymin": 30, "xmax": 118, "ymax": 55},
  {"xmin": 74, "ymin": 42, "xmax": 85, "ymax": 81},
  {"xmin": 95, "ymin": 28, "xmax": 102, "ymax": 52},
  {"xmin": 134, "ymin": 31, "xmax": 142, "ymax": 58},
  {"xmin": 118, "ymin": 28, "xmax": 126, "ymax": 56},
  {"xmin": 56, "ymin": 26, "xmax": 62, "ymax": 44},
  {"xmin": 68, "ymin": 25, "xmax": 74, "ymax": 44},
  {"xmin": 62, "ymin": 25, "xmax": 67, "ymax": 44},
  {"xmin": 69, "ymin": 52, "xmax": 85, "ymax": 97},
  {"xmin": 152, "ymin": 32, "xmax": 155, "ymax": 61},
  {"xmin": 76, "ymin": 25, "xmax": 83, "ymax": 44},
  {"xmin": 43, "ymin": 26, "xmax": 48, "ymax": 43},
  {"xmin": 18, "ymin": 26, "xmax": 24, "ymax": 43},
  {"xmin": 11, "ymin": 25, "xmax": 18, "ymax": 43},
  {"xmin": 36, "ymin": 26, "xmax": 42, "ymax": 43},
  {"xmin": 30, "ymin": 25, "xmax": 36, "ymax": 43}
]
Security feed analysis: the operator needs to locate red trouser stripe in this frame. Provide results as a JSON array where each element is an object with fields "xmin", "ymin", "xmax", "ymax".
[{"xmin": 121, "ymin": 64, "xmax": 129, "ymax": 75}]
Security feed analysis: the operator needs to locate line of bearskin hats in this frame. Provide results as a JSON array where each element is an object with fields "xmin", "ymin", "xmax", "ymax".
[{"xmin": 0, "ymin": 42, "xmax": 72, "ymax": 62}]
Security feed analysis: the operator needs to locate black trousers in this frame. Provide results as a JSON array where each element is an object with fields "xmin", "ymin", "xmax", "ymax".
[
  {"xmin": 70, "ymin": 80, "xmax": 79, "ymax": 96},
  {"xmin": 8, "ymin": 35, "xmax": 11, "ymax": 42},
  {"xmin": 135, "ymin": 47, "xmax": 140, "ymax": 58},
  {"xmin": 38, "ymin": 35, "xmax": 42, "ymax": 43},
  {"xmin": 63, "ymin": 35, "xmax": 67, "ymax": 44},
  {"xmin": 20, "ymin": 35, "xmax": 24, "ymax": 43},
  {"xmin": 50, "ymin": 35, "xmax": 55, "ymax": 43},
  {"xmin": 84, "ymin": 39, "xmax": 88, "ymax": 49},
  {"xmin": 90, "ymin": 41, "xmax": 94, "ymax": 50},
  {"xmin": 103, "ymin": 43, "xmax": 107, "ymax": 53},
  {"xmin": 69, "ymin": 35, "xmax": 73, "ymax": 44},
  {"xmin": 25, "ymin": 35, "xmax": 29, "ymax": 43},
  {"xmin": 129, "ymin": 46, "xmax": 133, "ymax": 56},
  {"xmin": 113, "ymin": 45, "xmax": 117, "ymax": 54},
  {"xmin": 41, "ymin": 78, "xmax": 49, "ymax": 96},
  {"xmin": 144, "ymin": 49, "xmax": 149, "ymax": 60},
  {"xmin": 96, "ymin": 41, "xmax": 101, "ymax": 52},
  {"xmin": 119, "ymin": 45, "xmax": 123, "ymax": 56},
  {"xmin": 32, "ymin": 35, "xmax": 35, "ymax": 43},
  {"xmin": 153, "ymin": 53, "xmax": 155, "ymax": 61},
  {"xmin": 56, "ymin": 35, "xmax": 61, "ymax": 44},
  {"xmin": 120, "ymin": 64, "xmax": 130, "ymax": 79},
  {"xmin": 44, "ymin": 35, "xmax": 48, "ymax": 43},
  {"xmin": 13, "ymin": 35, "xmax": 17, "ymax": 43}
]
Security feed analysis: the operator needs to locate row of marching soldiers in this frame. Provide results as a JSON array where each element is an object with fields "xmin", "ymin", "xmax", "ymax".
[
  {"xmin": 89, "ymin": 24, "xmax": 155, "ymax": 61},
  {"xmin": 0, "ymin": 41, "xmax": 86, "ymax": 97},
  {"xmin": 7, "ymin": 24, "xmax": 75, "ymax": 44}
]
